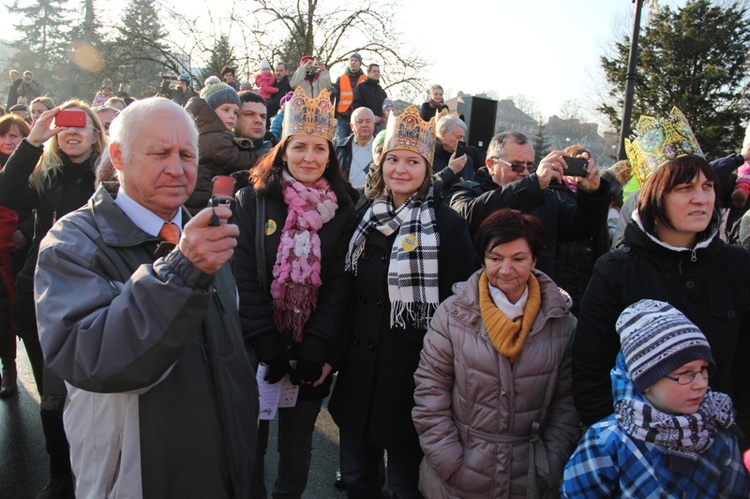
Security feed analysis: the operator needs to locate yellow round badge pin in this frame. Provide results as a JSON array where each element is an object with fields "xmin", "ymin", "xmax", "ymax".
[
  {"xmin": 402, "ymin": 234, "xmax": 418, "ymax": 252},
  {"xmin": 264, "ymin": 219, "xmax": 277, "ymax": 236}
]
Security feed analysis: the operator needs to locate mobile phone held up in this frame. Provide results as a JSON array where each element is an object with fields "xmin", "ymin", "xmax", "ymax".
[
  {"xmin": 562, "ymin": 156, "xmax": 589, "ymax": 177},
  {"xmin": 55, "ymin": 110, "xmax": 87, "ymax": 128},
  {"xmin": 455, "ymin": 140, "xmax": 467, "ymax": 158},
  {"xmin": 208, "ymin": 175, "xmax": 236, "ymax": 226}
]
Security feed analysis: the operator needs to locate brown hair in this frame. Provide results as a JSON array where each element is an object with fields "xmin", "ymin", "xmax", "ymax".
[
  {"xmin": 248, "ymin": 136, "xmax": 351, "ymax": 206},
  {"xmin": 563, "ymin": 143, "xmax": 591, "ymax": 158},
  {"xmin": 637, "ymin": 155, "xmax": 719, "ymax": 239},
  {"xmin": 0, "ymin": 114, "xmax": 31, "ymax": 137},
  {"xmin": 474, "ymin": 208, "xmax": 544, "ymax": 263},
  {"xmin": 366, "ymin": 150, "xmax": 433, "ymax": 201}
]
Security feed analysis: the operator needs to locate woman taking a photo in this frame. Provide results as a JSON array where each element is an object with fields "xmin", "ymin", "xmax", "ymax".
[
  {"xmin": 572, "ymin": 108, "xmax": 750, "ymax": 445},
  {"xmin": 329, "ymin": 105, "xmax": 474, "ymax": 498},
  {"xmin": 0, "ymin": 99, "xmax": 105, "ymax": 497},
  {"xmin": 412, "ymin": 208, "xmax": 581, "ymax": 498},
  {"xmin": 233, "ymin": 87, "xmax": 356, "ymax": 499}
]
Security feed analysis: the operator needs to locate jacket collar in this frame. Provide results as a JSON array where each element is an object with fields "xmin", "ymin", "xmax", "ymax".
[
  {"xmin": 89, "ymin": 184, "xmax": 191, "ymax": 248},
  {"xmin": 451, "ymin": 268, "xmax": 572, "ymax": 331},
  {"xmin": 626, "ymin": 211, "xmax": 721, "ymax": 258},
  {"xmin": 185, "ymin": 97, "xmax": 232, "ymax": 135}
]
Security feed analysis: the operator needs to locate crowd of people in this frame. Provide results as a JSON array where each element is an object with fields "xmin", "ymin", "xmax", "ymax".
[{"xmin": 1, "ymin": 53, "xmax": 749, "ymax": 499}]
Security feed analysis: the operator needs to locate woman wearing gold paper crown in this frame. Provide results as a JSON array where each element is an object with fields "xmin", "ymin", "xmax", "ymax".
[
  {"xmin": 572, "ymin": 107, "xmax": 750, "ymax": 447},
  {"xmin": 233, "ymin": 86, "xmax": 358, "ymax": 498},
  {"xmin": 328, "ymin": 105, "xmax": 474, "ymax": 498}
]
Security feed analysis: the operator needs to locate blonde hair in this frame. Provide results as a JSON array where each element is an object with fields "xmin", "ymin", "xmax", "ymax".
[
  {"xmin": 29, "ymin": 99, "xmax": 106, "ymax": 194},
  {"xmin": 30, "ymin": 96, "xmax": 55, "ymax": 111}
]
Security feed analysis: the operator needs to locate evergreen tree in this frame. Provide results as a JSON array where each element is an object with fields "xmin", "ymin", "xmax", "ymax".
[
  {"xmin": 113, "ymin": 0, "xmax": 168, "ymax": 98},
  {"xmin": 67, "ymin": 0, "xmax": 107, "ymax": 100},
  {"xmin": 200, "ymin": 35, "xmax": 238, "ymax": 86},
  {"xmin": 600, "ymin": 0, "xmax": 750, "ymax": 158},
  {"xmin": 8, "ymin": 0, "xmax": 71, "ymax": 93},
  {"xmin": 533, "ymin": 121, "xmax": 551, "ymax": 166}
]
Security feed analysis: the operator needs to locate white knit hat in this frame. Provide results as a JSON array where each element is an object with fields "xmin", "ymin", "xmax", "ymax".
[{"xmin": 616, "ymin": 299, "xmax": 714, "ymax": 391}]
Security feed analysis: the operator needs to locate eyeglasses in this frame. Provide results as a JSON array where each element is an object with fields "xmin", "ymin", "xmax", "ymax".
[
  {"xmin": 664, "ymin": 365, "xmax": 714, "ymax": 385},
  {"xmin": 495, "ymin": 157, "xmax": 536, "ymax": 174}
]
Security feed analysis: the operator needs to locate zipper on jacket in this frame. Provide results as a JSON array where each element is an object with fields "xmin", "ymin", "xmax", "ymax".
[
  {"xmin": 201, "ymin": 343, "xmax": 211, "ymax": 367},
  {"xmin": 213, "ymin": 288, "xmax": 225, "ymax": 314},
  {"xmin": 690, "ymin": 249, "xmax": 697, "ymax": 262}
]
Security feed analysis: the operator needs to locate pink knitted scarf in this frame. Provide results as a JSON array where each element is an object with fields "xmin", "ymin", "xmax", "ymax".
[{"xmin": 271, "ymin": 171, "xmax": 338, "ymax": 342}]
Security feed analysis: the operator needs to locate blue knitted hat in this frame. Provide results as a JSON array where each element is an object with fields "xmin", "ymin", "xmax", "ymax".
[
  {"xmin": 616, "ymin": 299, "xmax": 714, "ymax": 391},
  {"xmin": 200, "ymin": 76, "xmax": 240, "ymax": 110}
]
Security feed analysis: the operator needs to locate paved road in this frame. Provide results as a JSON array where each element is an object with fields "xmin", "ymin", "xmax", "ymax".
[{"xmin": 0, "ymin": 341, "xmax": 347, "ymax": 498}]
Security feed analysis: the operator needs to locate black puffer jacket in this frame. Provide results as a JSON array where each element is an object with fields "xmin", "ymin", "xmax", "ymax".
[
  {"xmin": 351, "ymin": 78, "xmax": 387, "ymax": 119},
  {"xmin": 573, "ymin": 218, "xmax": 750, "ymax": 446},
  {"xmin": 328, "ymin": 196, "xmax": 474, "ymax": 448},
  {"xmin": 448, "ymin": 167, "xmax": 611, "ymax": 280},
  {"xmin": 233, "ymin": 172, "xmax": 357, "ymax": 400},
  {"xmin": 184, "ymin": 97, "xmax": 263, "ymax": 213},
  {"xmin": 0, "ymin": 139, "xmax": 97, "ymax": 301}
]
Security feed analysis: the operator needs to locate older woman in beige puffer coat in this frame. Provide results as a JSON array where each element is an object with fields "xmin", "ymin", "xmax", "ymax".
[{"xmin": 412, "ymin": 209, "xmax": 581, "ymax": 498}]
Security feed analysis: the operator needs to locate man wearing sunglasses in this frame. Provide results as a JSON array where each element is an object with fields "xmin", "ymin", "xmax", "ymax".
[{"xmin": 448, "ymin": 130, "xmax": 610, "ymax": 279}]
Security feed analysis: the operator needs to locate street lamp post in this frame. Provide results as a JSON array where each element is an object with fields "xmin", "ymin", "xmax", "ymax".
[{"xmin": 617, "ymin": 0, "xmax": 645, "ymax": 160}]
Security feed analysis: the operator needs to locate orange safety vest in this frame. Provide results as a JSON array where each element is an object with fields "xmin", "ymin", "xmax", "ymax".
[{"xmin": 336, "ymin": 73, "xmax": 366, "ymax": 114}]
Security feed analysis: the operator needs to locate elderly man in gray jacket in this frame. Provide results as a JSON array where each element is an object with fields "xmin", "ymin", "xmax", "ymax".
[{"xmin": 35, "ymin": 97, "xmax": 259, "ymax": 499}]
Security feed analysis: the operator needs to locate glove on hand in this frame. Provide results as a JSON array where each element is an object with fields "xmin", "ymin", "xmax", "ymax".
[
  {"xmin": 290, "ymin": 358, "xmax": 323, "ymax": 386},
  {"xmin": 263, "ymin": 355, "xmax": 291, "ymax": 384}
]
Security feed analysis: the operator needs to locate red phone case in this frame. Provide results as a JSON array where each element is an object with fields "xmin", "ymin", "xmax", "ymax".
[{"xmin": 55, "ymin": 110, "xmax": 87, "ymax": 128}]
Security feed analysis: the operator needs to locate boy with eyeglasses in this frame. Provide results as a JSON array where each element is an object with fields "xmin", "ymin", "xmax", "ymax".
[{"xmin": 562, "ymin": 299, "xmax": 747, "ymax": 497}]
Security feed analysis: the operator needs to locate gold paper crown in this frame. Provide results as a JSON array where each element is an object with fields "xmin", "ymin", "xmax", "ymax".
[
  {"xmin": 624, "ymin": 107, "xmax": 704, "ymax": 186},
  {"xmin": 282, "ymin": 87, "xmax": 335, "ymax": 142},
  {"xmin": 383, "ymin": 105, "xmax": 436, "ymax": 166}
]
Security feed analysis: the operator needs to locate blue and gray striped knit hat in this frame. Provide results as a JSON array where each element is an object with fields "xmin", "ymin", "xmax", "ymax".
[{"xmin": 616, "ymin": 299, "xmax": 714, "ymax": 391}]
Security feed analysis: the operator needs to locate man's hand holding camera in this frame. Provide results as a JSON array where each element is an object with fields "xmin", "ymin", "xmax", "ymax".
[{"xmin": 178, "ymin": 206, "xmax": 238, "ymax": 275}]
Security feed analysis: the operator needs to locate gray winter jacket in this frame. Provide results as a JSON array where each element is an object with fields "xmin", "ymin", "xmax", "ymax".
[
  {"xmin": 413, "ymin": 269, "xmax": 581, "ymax": 498},
  {"xmin": 35, "ymin": 185, "xmax": 259, "ymax": 499}
]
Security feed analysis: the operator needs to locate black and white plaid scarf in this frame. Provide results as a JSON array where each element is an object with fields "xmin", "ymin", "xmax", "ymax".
[{"xmin": 346, "ymin": 185, "xmax": 440, "ymax": 329}]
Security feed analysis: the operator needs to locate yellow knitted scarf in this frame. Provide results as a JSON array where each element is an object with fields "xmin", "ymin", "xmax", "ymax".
[{"xmin": 478, "ymin": 271, "xmax": 541, "ymax": 364}]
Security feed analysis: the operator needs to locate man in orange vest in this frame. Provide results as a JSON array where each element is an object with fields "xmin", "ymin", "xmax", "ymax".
[{"xmin": 331, "ymin": 53, "xmax": 366, "ymax": 144}]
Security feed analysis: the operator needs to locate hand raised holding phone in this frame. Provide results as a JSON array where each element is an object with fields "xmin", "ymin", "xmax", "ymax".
[{"xmin": 177, "ymin": 176, "xmax": 239, "ymax": 274}]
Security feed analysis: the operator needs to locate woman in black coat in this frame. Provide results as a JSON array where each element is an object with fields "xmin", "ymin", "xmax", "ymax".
[
  {"xmin": 329, "ymin": 105, "xmax": 474, "ymax": 498},
  {"xmin": 418, "ymin": 84, "xmax": 449, "ymax": 122},
  {"xmin": 572, "ymin": 125, "xmax": 750, "ymax": 448},
  {"xmin": 233, "ymin": 87, "xmax": 357, "ymax": 499},
  {"xmin": 0, "ymin": 99, "xmax": 105, "ymax": 497}
]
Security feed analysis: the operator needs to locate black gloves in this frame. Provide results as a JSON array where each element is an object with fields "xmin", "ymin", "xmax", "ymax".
[
  {"xmin": 290, "ymin": 358, "xmax": 322, "ymax": 386},
  {"xmin": 263, "ymin": 355, "xmax": 291, "ymax": 384}
]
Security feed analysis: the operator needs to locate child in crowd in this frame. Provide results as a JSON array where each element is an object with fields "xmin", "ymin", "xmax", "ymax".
[
  {"xmin": 184, "ymin": 76, "xmax": 262, "ymax": 213},
  {"xmin": 254, "ymin": 60, "xmax": 278, "ymax": 100},
  {"xmin": 562, "ymin": 299, "xmax": 748, "ymax": 498}
]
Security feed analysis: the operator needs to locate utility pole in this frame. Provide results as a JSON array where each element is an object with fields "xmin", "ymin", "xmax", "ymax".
[{"xmin": 617, "ymin": 0, "xmax": 645, "ymax": 160}]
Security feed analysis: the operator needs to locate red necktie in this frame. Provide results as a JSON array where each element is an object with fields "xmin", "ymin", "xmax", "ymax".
[{"xmin": 158, "ymin": 222, "xmax": 181, "ymax": 245}]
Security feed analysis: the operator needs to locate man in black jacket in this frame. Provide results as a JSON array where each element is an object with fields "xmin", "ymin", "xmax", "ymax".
[
  {"xmin": 352, "ymin": 64, "xmax": 387, "ymax": 133},
  {"xmin": 448, "ymin": 130, "xmax": 610, "ymax": 279},
  {"xmin": 266, "ymin": 62, "xmax": 293, "ymax": 119}
]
